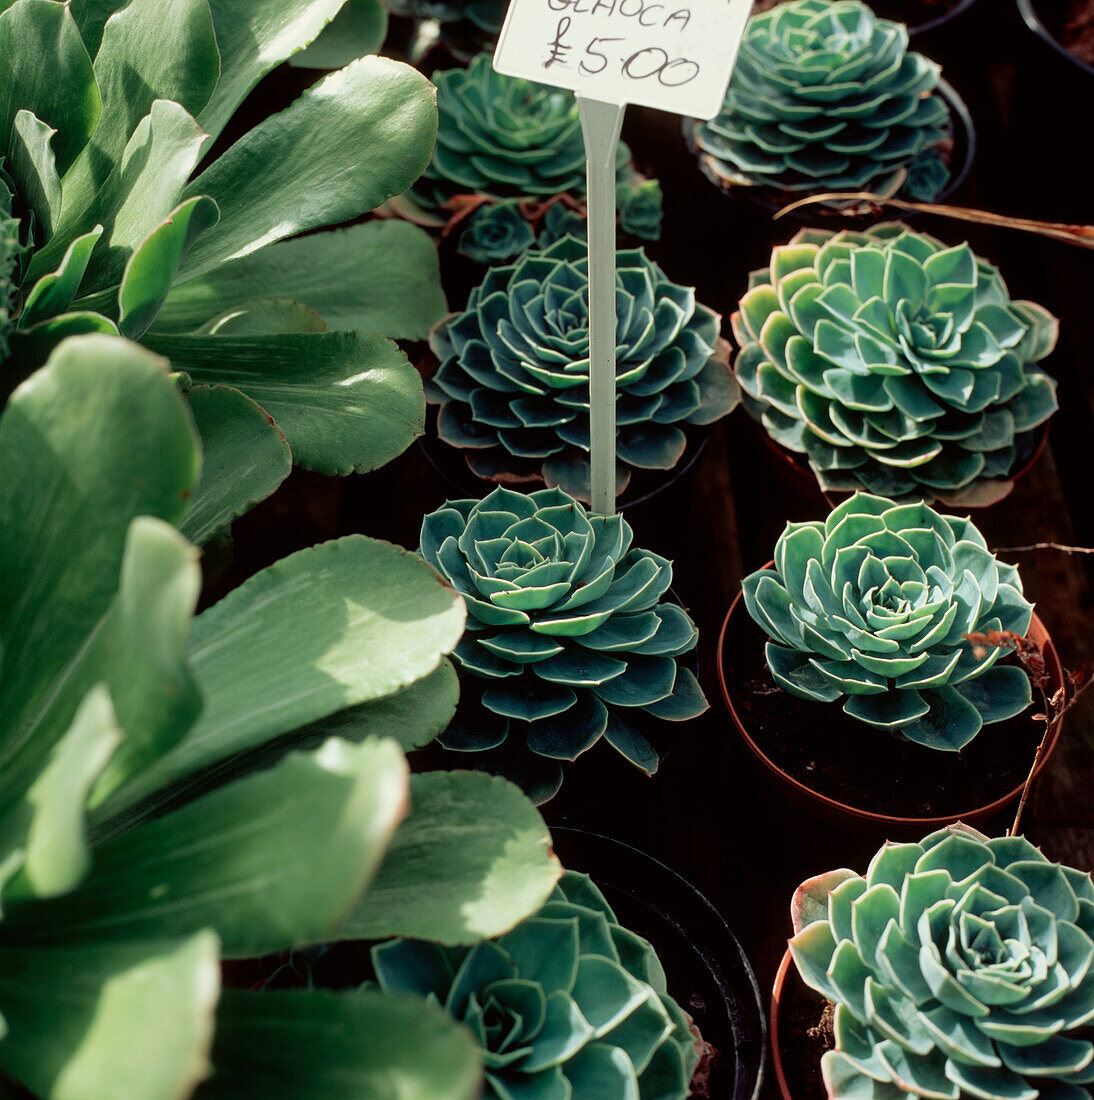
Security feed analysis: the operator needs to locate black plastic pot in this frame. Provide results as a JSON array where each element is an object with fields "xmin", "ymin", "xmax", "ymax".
[
  {"xmin": 1016, "ymin": 0, "xmax": 1094, "ymax": 79},
  {"xmin": 907, "ymin": 0, "xmax": 979, "ymax": 37},
  {"xmin": 685, "ymin": 78, "xmax": 976, "ymax": 226},
  {"xmin": 550, "ymin": 828, "xmax": 766, "ymax": 1100}
]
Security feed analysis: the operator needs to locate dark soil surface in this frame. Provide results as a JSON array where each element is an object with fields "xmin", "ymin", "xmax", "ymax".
[
  {"xmin": 776, "ymin": 969, "xmax": 834, "ymax": 1100},
  {"xmin": 751, "ymin": 0, "xmax": 965, "ymax": 27},
  {"xmin": 1038, "ymin": 0, "xmax": 1094, "ymax": 65},
  {"xmin": 721, "ymin": 604, "xmax": 1047, "ymax": 819}
]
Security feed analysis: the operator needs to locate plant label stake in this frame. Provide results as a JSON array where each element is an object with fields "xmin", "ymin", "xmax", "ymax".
[{"xmin": 494, "ymin": 0, "xmax": 753, "ymax": 514}]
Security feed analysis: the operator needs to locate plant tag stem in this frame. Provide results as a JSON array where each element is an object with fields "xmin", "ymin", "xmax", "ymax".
[{"xmin": 579, "ymin": 96, "xmax": 625, "ymax": 517}]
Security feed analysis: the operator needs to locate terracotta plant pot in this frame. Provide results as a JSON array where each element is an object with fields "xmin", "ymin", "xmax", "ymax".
[
  {"xmin": 716, "ymin": 567, "xmax": 1065, "ymax": 836},
  {"xmin": 685, "ymin": 79, "xmax": 976, "ymax": 226},
  {"xmin": 770, "ymin": 949, "xmax": 827, "ymax": 1100},
  {"xmin": 1017, "ymin": 0, "xmax": 1094, "ymax": 80},
  {"xmin": 550, "ymin": 828, "xmax": 767, "ymax": 1100}
]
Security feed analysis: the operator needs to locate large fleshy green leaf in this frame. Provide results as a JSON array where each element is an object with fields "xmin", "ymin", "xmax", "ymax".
[
  {"xmin": 19, "ymin": 226, "xmax": 103, "ymax": 328},
  {"xmin": 197, "ymin": 989, "xmax": 482, "ymax": 1100},
  {"xmin": 179, "ymin": 384, "xmax": 291, "ymax": 545},
  {"xmin": 31, "ymin": 99, "xmax": 206, "ymax": 288},
  {"xmin": 197, "ymin": 0, "xmax": 348, "ymax": 143},
  {"xmin": 2, "ymin": 685, "xmax": 120, "ymax": 902},
  {"xmin": 0, "ymin": 336, "xmax": 200, "ymax": 779},
  {"xmin": 0, "ymin": 932, "xmax": 220, "ymax": 1100},
  {"xmin": 9, "ymin": 738, "xmax": 410, "ymax": 958},
  {"xmin": 7, "ymin": 108, "xmax": 62, "ymax": 236},
  {"xmin": 0, "ymin": 0, "xmax": 100, "ymax": 174},
  {"xmin": 58, "ymin": 0, "xmax": 220, "ymax": 228},
  {"xmin": 117, "ymin": 196, "xmax": 220, "ymax": 340},
  {"xmin": 97, "ymin": 535, "xmax": 464, "ymax": 816},
  {"xmin": 338, "ymin": 771, "xmax": 562, "ymax": 945},
  {"xmin": 142, "ymin": 330, "xmax": 426, "ymax": 474},
  {"xmin": 288, "ymin": 0, "xmax": 388, "ymax": 69},
  {"xmin": 178, "ymin": 56, "xmax": 437, "ymax": 281},
  {"xmin": 156, "ymin": 220, "xmax": 446, "ymax": 340}
]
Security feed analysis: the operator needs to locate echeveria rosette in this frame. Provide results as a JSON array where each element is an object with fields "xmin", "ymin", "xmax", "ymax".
[
  {"xmin": 373, "ymin": 871, "xmax": 700, "ymax": 1100},
  {"xmin": 732, "ymin": 224, "xmax": 1059, "ymax": 504},
  {"xmin": 429, "ymin": 236, "xmax": 736, "ymax": 501},
  {"xmin": 458, "ymin": 200, "xmax": 537, "ymax": 264},
  {"xmin": 690, "ymin": 0, "xmax": 952, "ymax": 206},
  {"xmin": 742, "ymin": 493, "xmax": 1035, "ymax": 750},
  {"xmin": 789, "ymin": 823, "xmax": 1094, "ymax": 1100},
  {"xmin": 420, "ymin": 487, "xmax": 708, "ymax": 803},
  {"xmin": 407, "ymin": 54, "xmax": 662, "ymax": 252},
  {"xmin": 0, "ymin": 0, "xmax": 446, "ymax": 538}
]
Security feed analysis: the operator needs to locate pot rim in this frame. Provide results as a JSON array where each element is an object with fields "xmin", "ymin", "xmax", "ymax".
[
  {"xmin": 770, "ymin": 949, "xmax": 797, "ymax": 1100},
  {"xmin": 550, "ymin": 826, "xmax": 768, "ymax": 1100},
  {"xmin": 912, "ymin": 0, "xmax": 979, "ymax": 35},
  {"xmin": 716, "ymin": 568, "xmax": 1066, "ymax": 830},
  {"xmin": 1016, "ymin": 0, "xmax": 1094, "ymax": 79}
]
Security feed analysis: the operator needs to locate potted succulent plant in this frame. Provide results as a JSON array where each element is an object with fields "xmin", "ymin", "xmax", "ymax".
[
  {"xmin": 418, "ymin": 486, "xmax": 709, "ymax": 803},
  {"xmin": 772, "ymin": 822, "xmax": 1094, "ymax": 1099},
  {"xmin": 387, "ymin": 54, "xmax": 664, "ymax": 269},
  {"xmin": 422, "ymin": 236, "xmax": 737, "ymax": 504},
  {"xmin": 685, "ymin": 0, "xmax": 972, "ymax": 216},
  {"xmin": 0, "ymin": 334, "xmax": 564, "ymax": 1097},
  {"xmin": 372, "ymin": 869, "xmax": 705, "ymax": 1099},
  {"xmin": 717, "ymin": 493, "xmax": 1066, "ymax": 832},
  {"xmin": 731, "ymin": 223, "xmax": 1059, "ymax": 508},
  {"xmin": 0, "ymin": 0, "xmax": 447, "ymax": 538}
]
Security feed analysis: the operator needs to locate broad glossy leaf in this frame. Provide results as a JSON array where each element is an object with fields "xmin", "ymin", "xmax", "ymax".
[
  {"xmin": 179, "ymin": 384, "xmax": 291, "ymax": 545},
  {"xmin": 289, "ymin": 0, "xmax": 388, "ymax": 68},
  {"xmin": 59, "ymin": 0, "xmax": 219, "ymax": 227},
  {"xmin": 157, "ymin": 220, "xmax": 446, "ymax": 340},
  {"xmin": 0, "ymin": 336, "xmax": 200, "ymax": 776},
  {"xmin": 0, "ymin": 932, "xmax": 219, "ymax": 1100},
  {"xmin": 197, "ymin": 989, "xmax": 482, "ymax": 1100},
  {"xmin": 0, "ymin": 0, "xmax": 99, "ymax": 174},
  {"xmin": 19, "ymin": 226, "xmax": 103, "ymax": 328},
  {"xmin": 99, "ymin": 535, "xmax": 464, "ymax": 814},
  {"xmin": 118, "ymin": 196, "xmax": 220, "ymax": 339},
  {"xmin": 7, "ymin": 108, "xmax": 61, "ymax": 236},
  {"xmin": 338, "ymin": 771, "xmax": 561, "ymax": 945},
  {"xmin": 198, "ymin": 0, "xmax": 348, "ymax": 143},
  {"xmin": 2, "ymin": 685, "xmax": 119, "ymax": 901},
  {"xmin": 142, "ymin": 330, "xmax": 426, "ymax": 475},
  {"xmin": 13, "ymin": 738, "xmax": 410, "ymax": 958},
  {"xmin": 179, "ymin": 56, "xmax": 437, "ymax": 280}
]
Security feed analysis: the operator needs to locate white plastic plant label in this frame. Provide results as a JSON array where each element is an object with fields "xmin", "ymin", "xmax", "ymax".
[{"xmin": 493, "ymin": 0, "xmax": 753, "ymax": 119}]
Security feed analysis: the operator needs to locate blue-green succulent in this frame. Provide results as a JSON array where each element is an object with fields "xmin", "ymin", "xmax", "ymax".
[
  {"xmin": 791, "ymin": 823, "xmax": 1094, "ymax": 1100},
  {"xmin": 428, "ymin": 236, "xmax": 736, "ymax": 502},
  {"xmin": 690, "ymin": 0, "xmax": 952, "ymax": 207},
  {"xmin": 420, "ymin": 487, "xmax": 708, "ymax": 802},
  {"xmin": 742, "ymin": 493, "xmax": 1035, "ymax": 750},
  {"xmin": 374, "ymin": 870, "xmax": 701, "ymax": 1100}
]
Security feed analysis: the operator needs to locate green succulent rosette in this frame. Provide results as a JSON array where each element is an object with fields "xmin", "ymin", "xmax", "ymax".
[
  {"xmin": 790, "ymin": 823, "xmax": 1094, "ymax": 1100},
  {"xmin": 732, "ymin": 224, "xmax": 1059, "ymax": 505},
  {"xmin": 428, "ymin": 236, "xmax": 736, "ymax": 501},
  {"xmin": 742, "ymin": 493, "xmax": 1035, "ymax": 750},
  {"xmin": 458, "ymin": 200, "xmax": 537, "ymax": 264},
  {"xmin": 373, "ymin": 870, "xmax": 701, "ymax": 1100},
  {"xmin": 690, "ymin": 0, "xmax": 952, "ymax": 205},
  {"xmin": 405, "ymin": 54, "xmax": 662, "ymax": 257},
  {"xmin": 420, "ymin": 487, "xmax": 708, "ymax": 803}
]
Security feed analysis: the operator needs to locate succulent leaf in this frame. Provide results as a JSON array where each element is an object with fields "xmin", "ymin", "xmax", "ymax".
[
  {"xmin": 374, "ymin": 871, "xmax": 699, "ymax": 1099},
  {"xmin": 792, "ymin": 826, "xmax": 1094, "ymax": 1100},
  {"xmin": 691, "ymin": 0, "xmax": 952, "ymax": 205},
  {"xmin": 732, "ymin": 223, "xmax": 1058, "ymax": 502},
  {"xmin": 420, "ymin": 487, "xmax": 708, "ymax": 799},
  {"xmin": 430, "ymin": 236, "xmax": 736, "ymax": 499},
  {"xmin": 743, "ymin": 492, "xmax": 1034, "ymax": 747}
]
